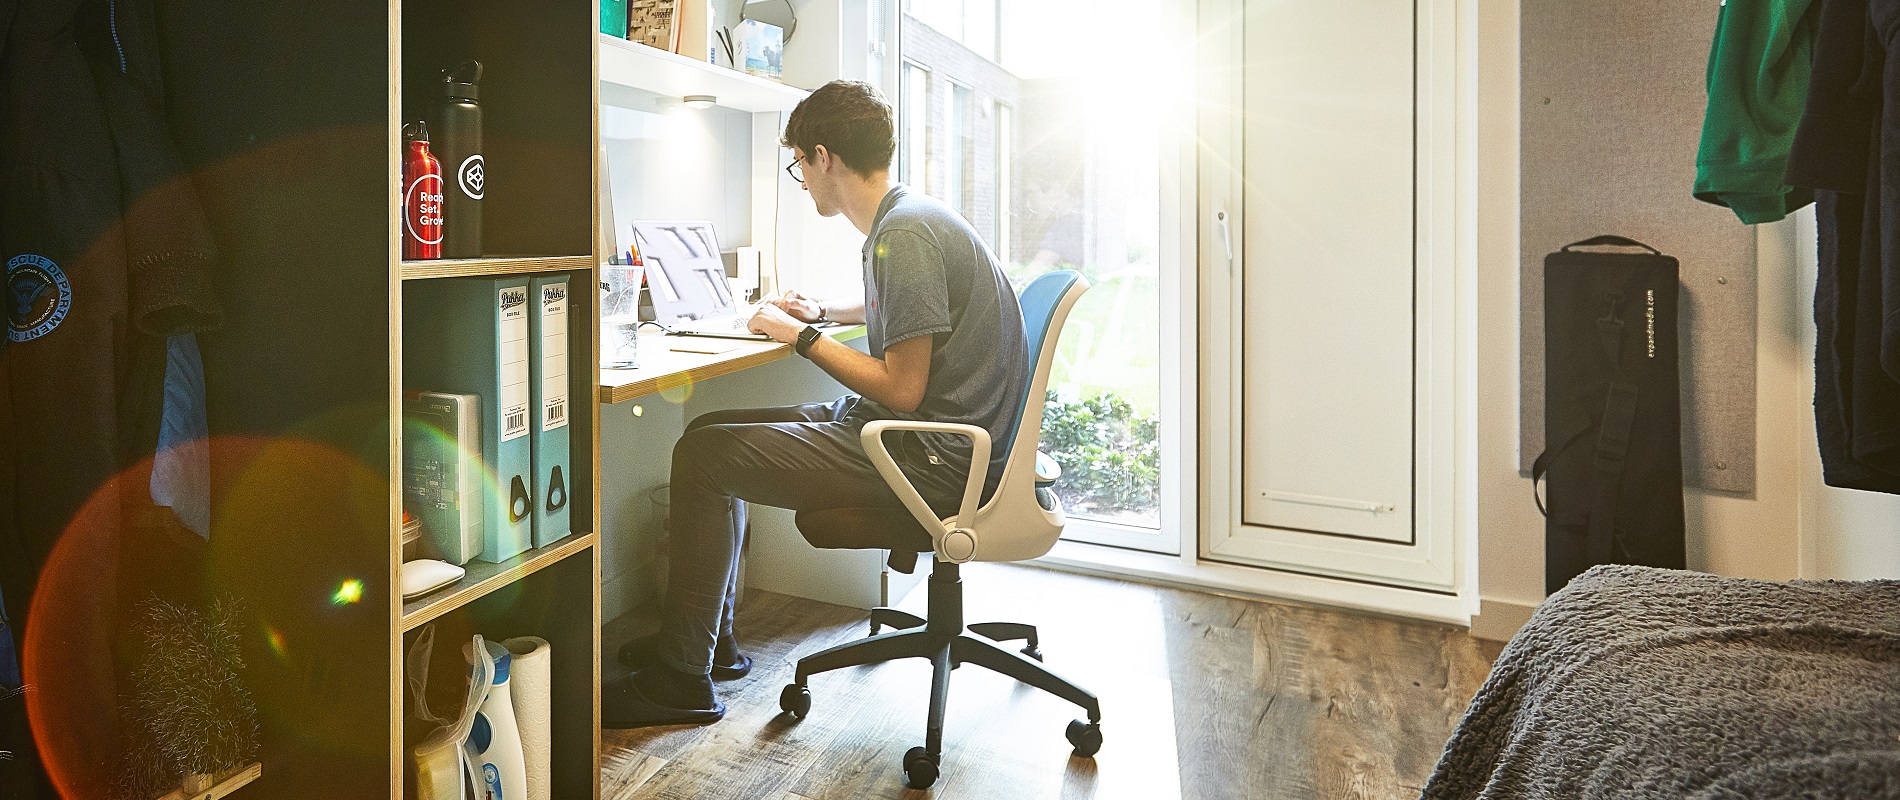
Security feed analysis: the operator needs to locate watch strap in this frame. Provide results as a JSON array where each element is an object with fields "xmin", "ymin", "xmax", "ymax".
[{"xmin": 795, "ymin": 325, "xmax": 822, "ymax": 357}]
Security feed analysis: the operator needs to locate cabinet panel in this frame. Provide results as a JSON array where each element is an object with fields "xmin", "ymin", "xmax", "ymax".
[{"xmin": 1237, "ymin": 0, "xmax": 1414, "ymax": 544}]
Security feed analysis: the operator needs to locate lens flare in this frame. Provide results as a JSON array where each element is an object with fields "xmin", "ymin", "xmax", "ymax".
[
  {"xmin": 658, "ymin": 373, "xmax": 696, "ymax": 404},
  {"xmin": 331, "ymin": 579, "xmax": 365, "ymax": 605},
  {"xmin": 265, "ymin": 626, "xmax": 290, "ymax": 661}
]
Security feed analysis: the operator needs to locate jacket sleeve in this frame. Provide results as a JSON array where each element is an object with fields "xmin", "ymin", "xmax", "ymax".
[
  {"xmin": 83, "ymin": 0, "xmax": 221, "ymax": 337},
  {"xmin": 1785, "ymin": 0, "xmax": 1879, "ymax": 193}
]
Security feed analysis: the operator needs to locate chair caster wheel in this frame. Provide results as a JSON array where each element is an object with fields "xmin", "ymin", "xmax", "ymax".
[
  {"xmin": 1021, "ymin": 645, "xmax": 1044, "ymax": 662},
  {"xmin": 780, "ymin": 684, "xmax": 811, "ymax": 719},
  {"xmin": 1066, "ymin": 719, "xmax": 1103, "ymax": 757},
  {"xmin": 903, "ymin": 746, "xmax": 939, "ymax": 789}
]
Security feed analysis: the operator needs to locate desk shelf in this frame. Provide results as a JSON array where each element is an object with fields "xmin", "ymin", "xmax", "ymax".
[
  {"xmin": 598, "ymin": 32, "xmax": 807, "ymax": 113},
  {"xmin": 400, "ymin": 254, "xmax": 594, "ymax": 281}
]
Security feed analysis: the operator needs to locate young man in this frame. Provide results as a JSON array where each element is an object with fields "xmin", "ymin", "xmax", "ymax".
[{"xmin": 604, "ymin": 80, "xmax": 1031, "ymax": 727}]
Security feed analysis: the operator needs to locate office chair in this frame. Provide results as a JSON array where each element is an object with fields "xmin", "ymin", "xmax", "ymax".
[{"xmin": 777, "ymin": 270, "xmax": 1099, "ymax": 790}]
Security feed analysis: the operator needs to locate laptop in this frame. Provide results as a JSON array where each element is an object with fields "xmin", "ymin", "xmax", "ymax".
[{"xmin": 631, "ymin": 220, "xmax": 772, "ymax": 340}]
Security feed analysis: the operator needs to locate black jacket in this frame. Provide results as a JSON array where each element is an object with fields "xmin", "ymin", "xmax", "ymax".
[
  {"xmin": 1, "ymin": 0, "xmax": 219, "ymax": 796},
  {"xmin": 1786, "ymin": 0, "xmax": 1900, "ymax": 492}
]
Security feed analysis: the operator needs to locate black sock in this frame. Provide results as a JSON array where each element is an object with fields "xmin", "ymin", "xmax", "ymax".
[{"xmin": 634, "ymin": 663, "xmax": 715, "ymax": 709}]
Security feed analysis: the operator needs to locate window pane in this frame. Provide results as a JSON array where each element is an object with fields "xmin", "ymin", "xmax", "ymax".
[
  {"xmin": 902, "ymin": 63, "xmax": 930, "ymax": 186},
  {"xmin": 948, "ymin": 82, "xmax": 971, "ymax": 218},
  {"xmin": 995, "ymin": 102, "xmax": 1011, "ymax": 263},
  {"xmin": 900, "ymin": 0, "xmax": 1177, "ymax": 533}
]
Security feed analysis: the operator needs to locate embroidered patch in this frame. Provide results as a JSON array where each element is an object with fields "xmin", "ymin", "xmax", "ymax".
[{"xmin": 7, "ymin": 254, "xmax": 72, "ymax": 342}]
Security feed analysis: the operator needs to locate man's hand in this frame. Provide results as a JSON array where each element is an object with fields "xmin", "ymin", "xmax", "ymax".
[
  {"xmin": 765, "ymin": 289, "xmax": 826, "ymax": 323},
  {"xmin": 748, "ymin": 303, "xmax": 807, "ymax": 343}
]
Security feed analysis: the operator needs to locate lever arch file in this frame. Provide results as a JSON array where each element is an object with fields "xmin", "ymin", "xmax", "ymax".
[
  {"xmin": 404, "ymin": 277, "xmax": 535, "ymax": 564},
  {"xmin": 529, "ymin": 274, "xmax": 573, "ymax": 548}
]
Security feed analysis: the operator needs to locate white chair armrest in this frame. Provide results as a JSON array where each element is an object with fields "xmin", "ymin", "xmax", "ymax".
[
  {"xmin": 859, "ymin": 420, "xmax": 992, "ymax": 549},
  {"xmin": 1034, "ymin": 451, "xmax": 1061, "ymax": 486}
]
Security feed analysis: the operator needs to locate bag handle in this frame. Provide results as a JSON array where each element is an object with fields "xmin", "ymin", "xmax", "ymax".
[{"xmin": 1560, "ymin": 235, "xmax": 1661, "ymax": 255}]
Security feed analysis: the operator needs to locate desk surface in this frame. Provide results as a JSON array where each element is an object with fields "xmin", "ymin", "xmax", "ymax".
[{"xmin": 598, "ymin": 325, "xmax": 865, "ymax": 405}]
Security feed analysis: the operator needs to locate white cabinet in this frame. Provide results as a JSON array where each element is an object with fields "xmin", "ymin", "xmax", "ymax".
[{"xmin": 1201, "ymin": 0, "xmax": 1461, "ymax": 591}]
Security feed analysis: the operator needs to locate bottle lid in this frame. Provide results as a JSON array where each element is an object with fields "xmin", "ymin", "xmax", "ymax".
[
  {"xmin": 442, "ymin": 60, "xmax": 484, "ymax": 100},
  {"xmin": 404, "ymin": 120, "xmax": 431, "ymax": 143}
]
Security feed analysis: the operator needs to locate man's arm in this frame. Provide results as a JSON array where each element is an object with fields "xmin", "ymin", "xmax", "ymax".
[
  {"xmin": 768, "ymin": 289, "xmax": 865, "ymax": 325},
  {"xmin": 749, "ymin": 304, "xmax": 930, "ymax": 412}
]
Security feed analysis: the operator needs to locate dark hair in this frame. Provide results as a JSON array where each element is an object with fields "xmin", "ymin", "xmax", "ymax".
[{"xmin": 781, "ymin": 80, "xmax": 895, "ymax": 177}]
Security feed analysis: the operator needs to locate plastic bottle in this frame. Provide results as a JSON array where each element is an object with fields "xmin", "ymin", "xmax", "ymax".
[
  {"xmin": 402, "ymin": 121, "xmax": 444, "ymax": 260},
  {"xmin": 437, "ymin": 61, "xmax": 484, "ymax": 259},
  {"xmin": 464, "ymin": 639, "xmax": 527, "ymax": 799}
]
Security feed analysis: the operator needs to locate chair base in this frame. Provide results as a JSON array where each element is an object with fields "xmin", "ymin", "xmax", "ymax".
[{"xmin": 782, "ymin": 561, "xmax": 1102, "ymax": 788}]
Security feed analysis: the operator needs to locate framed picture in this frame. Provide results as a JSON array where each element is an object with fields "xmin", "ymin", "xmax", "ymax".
[{"xmin": 626, "ymin": 0, "xmax": 680, "ymax": 51}]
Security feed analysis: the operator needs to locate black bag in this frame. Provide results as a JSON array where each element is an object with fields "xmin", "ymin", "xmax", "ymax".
[{"xmin": 1532, "ymin": 236, "xmax": 1686, "ymax": 595}]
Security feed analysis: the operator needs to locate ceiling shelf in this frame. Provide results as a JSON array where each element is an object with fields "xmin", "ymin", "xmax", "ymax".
[{"xmin": 598, "ymin": 32, "xmax": 808, "ymax": 113}]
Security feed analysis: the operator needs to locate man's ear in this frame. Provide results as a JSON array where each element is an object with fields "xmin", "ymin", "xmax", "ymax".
[{"xmin": 811, "ymin": 144, "xmax": 832, "ymax": 172}]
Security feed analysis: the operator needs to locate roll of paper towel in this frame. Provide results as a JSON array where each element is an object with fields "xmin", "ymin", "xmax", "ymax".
[{"xmin": 501, "ymin": 636, "xmax": 553, "ymax": 800}]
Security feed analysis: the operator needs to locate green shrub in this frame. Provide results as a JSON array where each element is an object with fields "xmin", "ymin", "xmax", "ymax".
[{"xmin": 1039, "ymin": 391, "xmax": 1159, "ymax": 516}]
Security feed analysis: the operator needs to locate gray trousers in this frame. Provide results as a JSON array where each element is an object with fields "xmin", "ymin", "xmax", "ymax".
[{"xmin": 657, "ymin": 396, "xmax": 965, "ymax": 675}]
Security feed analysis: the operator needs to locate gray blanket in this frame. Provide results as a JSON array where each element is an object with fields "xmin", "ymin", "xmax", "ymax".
[{"xmin": 1422, "ymin": 565, "xmax": 1900, "ymax": 800}]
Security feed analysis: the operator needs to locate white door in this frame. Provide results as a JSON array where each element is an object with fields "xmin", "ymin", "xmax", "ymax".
[{"xmin": 1200, "ymin": 0, "xmax": 1459, "ymax": 590}]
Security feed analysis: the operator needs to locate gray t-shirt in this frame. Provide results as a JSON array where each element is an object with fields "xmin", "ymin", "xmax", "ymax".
[{"xmin": 851, "ymin": 185, "xmax": 1029, "ymax": 493}]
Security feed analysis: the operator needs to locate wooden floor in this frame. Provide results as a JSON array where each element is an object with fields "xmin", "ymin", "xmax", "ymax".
[{"xmin": 600, "ymin": 563, "xmax": 1503, "ymax": 800}]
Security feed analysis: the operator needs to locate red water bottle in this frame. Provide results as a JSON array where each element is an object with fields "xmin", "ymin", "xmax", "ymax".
[{"xmin": 403, "ymin": 121, "xmax": 445, "ymax": 260}]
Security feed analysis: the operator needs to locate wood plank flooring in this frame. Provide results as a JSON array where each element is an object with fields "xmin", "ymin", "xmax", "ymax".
[{"xmin": 601, "ymin": 563, "xmax": 1502, "ymax": 800}]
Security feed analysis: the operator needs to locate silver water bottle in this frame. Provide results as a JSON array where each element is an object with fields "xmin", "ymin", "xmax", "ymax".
[{"xmin": 437, "ymin": 61, "xmax": 483, "ymax": 258}]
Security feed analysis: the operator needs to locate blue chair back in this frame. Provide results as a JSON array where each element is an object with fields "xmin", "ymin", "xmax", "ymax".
[{"xmin": 999, "ymin": 270, "xmax": 1085, "ymax": 458}]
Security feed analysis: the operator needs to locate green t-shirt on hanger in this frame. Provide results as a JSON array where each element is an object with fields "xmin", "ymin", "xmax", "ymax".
[{"xmin": 1694, "ymin": 0, "xmax": 1819, "ymax": 224}]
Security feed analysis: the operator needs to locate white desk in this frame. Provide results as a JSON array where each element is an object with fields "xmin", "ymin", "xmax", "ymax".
[{"xmin": 598, "ymin": 326, "xmax": 867, "ymax": 405}]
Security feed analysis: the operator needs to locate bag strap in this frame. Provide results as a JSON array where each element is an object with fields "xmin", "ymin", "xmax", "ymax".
[
  {"xmin": 1587, "ymin": 294, "xmax": 1648, "ymax": 564},
  {"xmin": 1530, "ymin": 418, "xmax": 1594, "ymax": 517},
  {"xmin": 1561, "ymin": 235, "xmax": 1662, "ymax": 255}
]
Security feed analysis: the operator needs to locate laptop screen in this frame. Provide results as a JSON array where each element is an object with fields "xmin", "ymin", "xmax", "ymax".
[{"xmin": 631, "ymin": 221, "xmax": 732, "ymax": 324}]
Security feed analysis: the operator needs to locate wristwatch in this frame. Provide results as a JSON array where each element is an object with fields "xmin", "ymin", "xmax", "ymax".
[{"xmin": 794, "ymin": 324, "xmax": 823, "ymax": 358}]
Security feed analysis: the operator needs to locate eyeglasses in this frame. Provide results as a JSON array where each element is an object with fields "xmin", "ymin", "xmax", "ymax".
[{"xmin": 785, "ymin": 156, "xmax": 805, "ymax": 184}]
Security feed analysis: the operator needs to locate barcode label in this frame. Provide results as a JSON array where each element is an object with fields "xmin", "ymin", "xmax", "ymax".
[
  {"xmin": 504, "ymin": 405, "xmax": 529, "ymax": 438},
  {"xmin": 546, "ymin": 397, "xmax": 566, "ymax": 426}
]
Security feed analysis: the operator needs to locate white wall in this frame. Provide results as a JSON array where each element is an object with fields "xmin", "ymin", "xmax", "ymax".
[
  {"xmin": 1470, "ymin": 2, "xmax": 1900, "ymax": 640},
  {"xmin": 601, "ymin": 101, "xmax": 756, "ymax": 254}
]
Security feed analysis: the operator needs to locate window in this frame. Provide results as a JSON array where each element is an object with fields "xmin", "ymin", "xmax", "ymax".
[
  {"xmin": 946, "ymin": 81, "xmax": 971, "ymax": 218},
  {"xmin": 898, "ymin": 0, "xmax": 1186, "ymax": 546},
  {"xmin": 900, "ymin": 62, "xmax": 930, "ymax": 188},
  {"xmin": 995, "ymin": 101, "xmax": 1011, "ymax": 263},
  {"xmin": 908, "ymin": 0, "xmax": 998, "ymax": 60}
]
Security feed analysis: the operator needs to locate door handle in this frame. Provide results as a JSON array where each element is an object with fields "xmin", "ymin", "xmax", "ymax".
[{"xmin": 1214, "ymin": 205, "xmax": 1234, "ymax": 265}]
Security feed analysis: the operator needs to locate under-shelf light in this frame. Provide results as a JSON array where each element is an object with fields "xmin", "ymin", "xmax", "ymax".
[{"xmin": 682, "ymin": 94, "xmax": 717, "ymax": 110}]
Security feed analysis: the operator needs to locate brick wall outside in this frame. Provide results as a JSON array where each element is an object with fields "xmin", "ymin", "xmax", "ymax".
[
  {"xmin": 901, "ymin": 15, "xmax": 1117, "ymax": 273},
  {"xmin": 899, "ymin": 15, "xmax": 1019, "ymax": 258}
]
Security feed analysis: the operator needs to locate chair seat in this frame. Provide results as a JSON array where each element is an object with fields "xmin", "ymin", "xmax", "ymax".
[{"xmin": 795, "ymin": 507, "xmax": 936, "ymax": 573}]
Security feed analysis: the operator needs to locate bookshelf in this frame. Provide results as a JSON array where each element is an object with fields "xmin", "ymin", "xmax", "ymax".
[
  {"xmin": 157, "ymin": 1, "xmax": 601, "ymax": 797},
  {"xmin": 399, "ymin": 254, "xmax": 596, "ymax": 281}
]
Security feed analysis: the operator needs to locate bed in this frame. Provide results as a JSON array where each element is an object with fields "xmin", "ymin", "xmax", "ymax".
[{"xmin": 1422, "ymin": 564, "xmax": 1900, "ymax": 799}]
